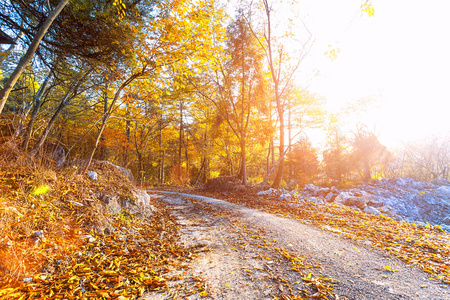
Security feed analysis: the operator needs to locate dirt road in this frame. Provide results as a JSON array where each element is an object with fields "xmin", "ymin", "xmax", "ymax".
[{"xmin": 143, "ymin": 191, "xmax": 449, "ymax": 300}]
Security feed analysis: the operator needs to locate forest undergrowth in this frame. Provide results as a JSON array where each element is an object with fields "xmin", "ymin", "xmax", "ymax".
[{"xmin": 0, "ymin": 141, "xmax": 195, "ymax": 299}]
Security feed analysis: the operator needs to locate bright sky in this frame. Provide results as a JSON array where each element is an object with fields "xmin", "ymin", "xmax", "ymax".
[{"xmin": 289, "ymin": 0, "xmax": 450, "ymax": 149}]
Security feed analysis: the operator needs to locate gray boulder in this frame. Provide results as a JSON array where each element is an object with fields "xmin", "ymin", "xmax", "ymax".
[
  {"xmin": 363, "ymin": 206, "xmax": 381, "ymax": 215},
  {"xmin": 378, "ymin": 205, "xmax": 397, "ymax": 217},
  {"xmin": 342, "ymin": 197, "xmax": 367, "ymax": 210},
  {"xmin": 325, "ymin": 192, "xmax": 336, "ymax": 203}
]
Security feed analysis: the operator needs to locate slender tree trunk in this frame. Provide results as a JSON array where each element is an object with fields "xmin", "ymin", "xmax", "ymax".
[
  {"xmin": 0, "ymin": 0, "xmax": 70, "ymax": 114},
  {"xmin": 161, "ymin": 150, "xmax": 165, "ymax": 184},
  {"xmin": 185, "ymin": 135, "xmax": 189, "ymax": 183},
  {"xmin": 124, "ymin": 118, "xmax": 130, "ymax": 166},
  {"xmin": 100, "ymin": 84, "xmax": 108, "ymax": 160},
  {"xmin": 31, "ymin": 83, "xmax": 76, "ymax": 154},
  {"xmin": 271, "ymin": 83, "xmax": 285, "ymax": 188},
  {"xmin": 137, "ymin": 151, "xmax": 144, "ymax": 181},
  {"xmin": 22, "ymin": 72, "xmax": 52, "ymax": 151},
  {"xmin": 288, "ymin": 97, "xmax": 292, "ymax": 182},
  {"xmin": 178, "ymin": 99, "xmax": 183, "ymax": 182},
  {"xmin": 83, "ymin": 68, "xmax": 147, "ymax": 173},
  {"xmin": 239, "ymin": 138, "xmax": 247, "ymax": 185},
  {"xmin": 159, "ymin": 119, "xmax": 163, "ymax": 185},
  {"xmin": 240, "ymin": 24, "xmax": 247, "ymax": 185}
]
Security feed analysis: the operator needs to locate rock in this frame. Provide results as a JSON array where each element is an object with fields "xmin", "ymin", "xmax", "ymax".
[
  {"xmin": 442, "ymin": 216, "xmax": 450, "ymax": 225},
  {"xmin": 95, "ymin": 160, "xmax": 134, "ymax": 181},
  {"xmin": 367, "ymin": 197, "xmax": 385, "ymax": 208},
  {"xmin": 205, "ymin": 176, "xmax": 243, "ymax": 192},
  {"xmin": 132, "ymin": 189, "xmax": 155, "ymax": 212},
  {"xmin": 257, "ymin": 188, "xmax": 278, "ymax": 195},
  {"xmin": 87, "ymin": 171, "xmax": 98, "ymax": 180},
  {"xmin": 303, "ymin": 184, "xmax": 318, "ymax": 192},
  {"xmin": 440, "ymin": 224, "xmax": 450, "ymax": 231},
  {"xmin": 100, "ymin": 194, "xmax": 122, "ymax": 214},
  {"xmin": 279, "ymin": 193, "xmax": 292, "ymax": 201},
  {"xmin": 316, "ymin": 198, "xmax": 325, "ymax": 205},
  {"xmin": 378, "ymin": 205, "xmax": 397, "ymax": 217},
  {"xmin": 258, "ymin": 178, "xmax": 450, "ymax": 230},
  {"xmin": 432, "ymin": 179, "xmax": 450, "ymax": 186},
  {"xmin": 325, "ymin": 192, "xmax": 336, "ymax": 203},
  {"xmin": 342, "ymin": 197, "xmax": 367, "ymax": 210},
  {"xmin": 315, "ymin": 187, "xmax": 331, "ymax": 197},
  {"xmin": 32, "ymin": 230, "xmax": 45, "ymax": 243},
  {"xmin": 334, "ymin": 192, "xmax": 352, "ymax": 205},
  {"xmin": 363, "ymin": 206, "xmax": 381, "ymax": 215}
]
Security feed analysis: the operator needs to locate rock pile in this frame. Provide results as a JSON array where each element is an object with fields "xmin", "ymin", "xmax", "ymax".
[
  {"xmin": 258, "ymin": 178, "xmax": 450, "ymax": 231},
  {"xmin": 204, "ymin": 176, "xmax": 246, "ymax": 192}
]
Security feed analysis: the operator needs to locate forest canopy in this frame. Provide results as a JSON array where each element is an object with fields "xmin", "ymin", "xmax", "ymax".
[{"xmin": 0, "ymin": 0, "xmax": 445, "ymax": 188}]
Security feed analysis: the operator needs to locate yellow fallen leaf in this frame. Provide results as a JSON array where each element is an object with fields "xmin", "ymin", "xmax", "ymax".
[{"xmin": 31, "ymin": 185, "xmax": 50, "ymax": 195}]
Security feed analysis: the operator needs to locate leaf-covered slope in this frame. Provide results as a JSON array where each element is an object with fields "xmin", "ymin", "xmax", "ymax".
[{"xmin": 0, "ymin": 154, "xmax": 191, "ymax": 299}]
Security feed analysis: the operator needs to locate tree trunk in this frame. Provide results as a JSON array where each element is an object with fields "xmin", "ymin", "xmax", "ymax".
[
  {"xmin": 363, "ymin": 160, "xmax": 371, "ymax": 182},
  {"xmin": 83, "ymin": 68, "xmax": 147, "ymax": 173},
  {"xmin": 22, "ymin": 72, "xmax": 52, "ymax": 151},
  {"xmin": 239, "ymin": 138, "xmax": 247, "ymax": 185},
  {"xmin": 100, "ymin": 84, "xmax": 108, "ymax": 160},
  {"xmin": 271, "ymin": 84, "xmax": 285, "ymax": 188},
  {"xmin": 178, "ymin": 99, "xmax": 183, "ymax": 182},
  {"xmin": 159, "ymin": 119, "xmax": 163, "ymax": 185},
  {"xmin": 288, "ymin": 96, "xmax": 292, "ymax": 182},
  {"xmin": 0, "ymin": 0, "xmax": 70, "ymax": 114},
  {"xmin": 161, "ymin": 150, "xmax": 165, "ymax": 184},
  {"xmin": 31, "ymin": 82, "xmax": 76, "ymax": 154},
  {"xmin": 185, "ymin": 135, "xmax": 189, "ymax": 183}
]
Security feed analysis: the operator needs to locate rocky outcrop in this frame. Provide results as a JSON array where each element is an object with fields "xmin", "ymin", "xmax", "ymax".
[
  {"xmin": 85, "ymin": 163, "xmax": 154, "ymax": 214},
  {"xmin": 258, "ymin": 178, "xmax": 450, "ymax": 231},
  {"xmin": 94, "ymin": 160, "xmax": 134, "ymax": 181}
]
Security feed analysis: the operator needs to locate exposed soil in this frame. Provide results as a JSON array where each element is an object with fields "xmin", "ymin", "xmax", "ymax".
[{"xmin": 143, "ymin": 191, "xmax": 450, "ymax": 300}]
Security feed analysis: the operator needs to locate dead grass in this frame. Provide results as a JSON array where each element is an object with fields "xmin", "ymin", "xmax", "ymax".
[{"xmin": 0, "ymin": 138, "xmax": 134, "ymax": 282}]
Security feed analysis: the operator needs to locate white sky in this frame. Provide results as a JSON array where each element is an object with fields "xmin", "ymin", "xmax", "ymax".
[{"xmin": 293, "ymin": 0, "xmax": 450, "ymax": 149}]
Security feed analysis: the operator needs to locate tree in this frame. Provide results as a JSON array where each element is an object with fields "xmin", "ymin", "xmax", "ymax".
[
  {"xmin": 83, "ymin": 65, "xmax": 149, "ymax": 172},
  {"xmin": 286, "ymin": 137, "xmax": 320, "ymax": 186},
  {"xmin": 399, "ymin": 136, "xmax": 450, "ymax": 181},
  {"xmin": 251, "ymin": 0, "xmax": 313, "ymax": 188},
  {"xmin": 349, "ymin": 125, "xmax": 389, "ymax": 182},
  {"xmin": 217, "ymin": 10, "xmax": 265, "ymax": 185},
  {"xmin": 285, "ymin": 87, "xmax": 324, "ymax": 181},
  {"xmin": 0, "ymin": 0, "xmax": 70, "ymax": 114},
  {"xmin": 323, "ymin": 122, "xmax": 350, "ymax": 186}
]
